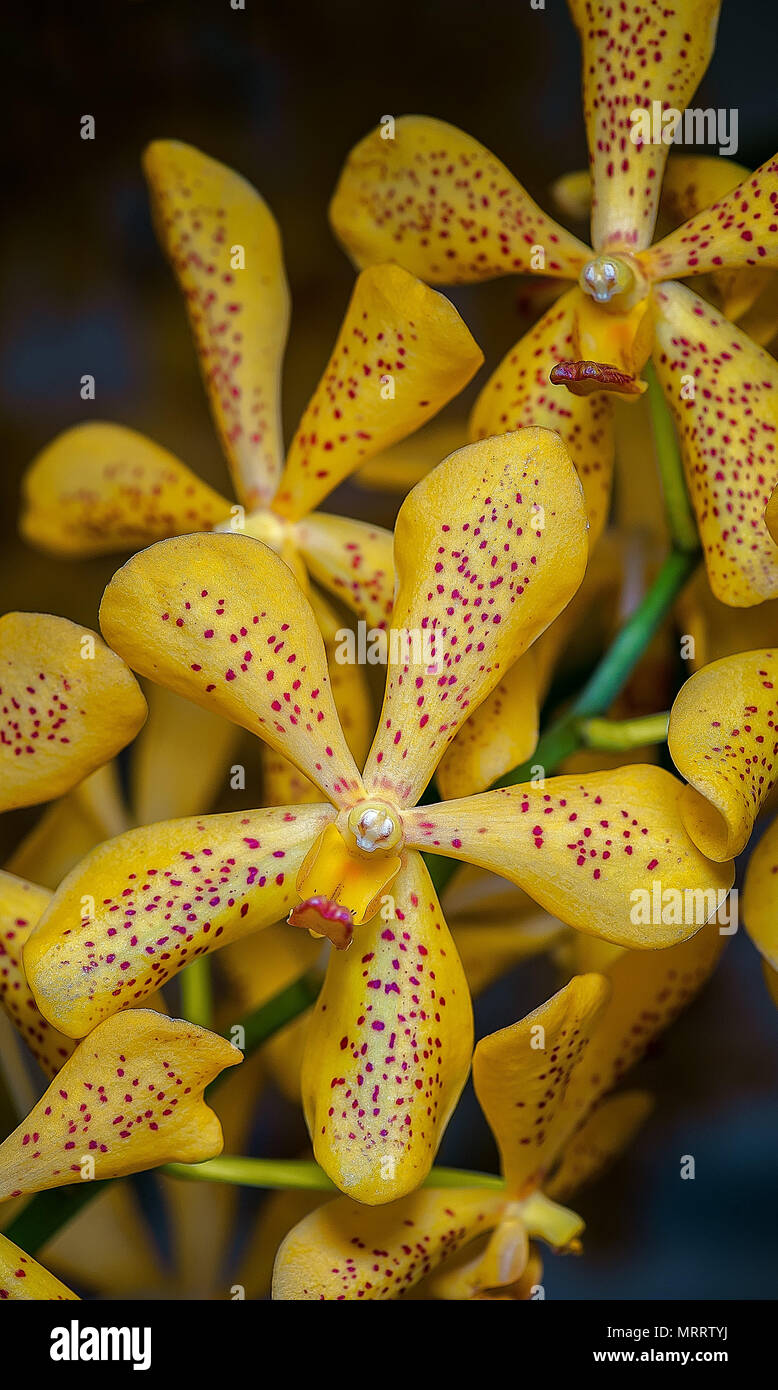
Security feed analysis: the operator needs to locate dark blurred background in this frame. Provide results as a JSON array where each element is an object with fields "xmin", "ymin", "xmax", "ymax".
[{"xmin": 2, "ymin": 0, "xmax": 778, "ymax": 1299}]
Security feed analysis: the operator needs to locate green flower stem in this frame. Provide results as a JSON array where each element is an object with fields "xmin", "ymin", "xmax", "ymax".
[
  {"xmin": 163, "ymin": 1155, "xmax": 505, "ymax": 1192},
  {"xmin": 645, "ymin": 361, "xmax": 699, "ymax": 554},
  {"xmin": 180, "ymin": 956, "xmax": 214, "ymax": 1030},
  {"xmin": 578, "ymin": 711, "xmax": 669, "ymax": 751},
  {"xmin": 226, "ymin": 969, "xmax": 323, "ymax": 1060}
]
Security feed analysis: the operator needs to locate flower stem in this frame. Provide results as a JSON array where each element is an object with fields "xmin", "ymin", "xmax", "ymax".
[
  {"xmin": 644, "ymin": 361, "xmax": 699, "ymax": 554},
  {"xmin": 578, "ymin": 711, "xmax": 669, "ymax": 751},
  {"xmin": 180, "ymin": 956, "xmax": 214, "ymax": 1030},
  {"xmin": 163, "ymin": 1155, "xmax": 505, "ymax": 1192}
]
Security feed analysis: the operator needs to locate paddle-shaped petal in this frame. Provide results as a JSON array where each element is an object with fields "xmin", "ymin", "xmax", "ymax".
[
  {"xmin": 545, "ymin": 1091, "xmax": 653, "ymax": 1201},
  {"xmin": 144, "ymin": 140, "xmax": 289, "ymax": 509},
  {"xmin": 329, "ymin": 115, "xmax": 590, "ymax": 283},
  {"xmin": 301, "ymin": 850, "xmax": 473, "ymax": 1204},
  {"xmin": 295, "ymin": 512, "xmax": 395, "ymax": 630},
  {"xmin": 743, "ymin": 813, "xmax": 778, "ymax": 970},
  {"xmin": 0, "ymin": 871, "xmax": 75, "ymax": 1076},
  {"xmin": 21, "ymin": 423, "xmax": 230, "ymax": 558},
  {"xmin": 131, "ymin": 684, "xmax": 241, "ymax": 825},
  {"xmin": 362, "ymin": 430, "xmax": 589, "ymax": 806},
  {"xmin": 0, "ymin": 1235, "xmax": 78, "ymax": 1300},
  {"xmin": 272, "ymin": 265, "xmax": 482, "ymax": 520},
  {"xmin": 99, "ymin": 533, "xmax": 364, "ymax": 807},
  {"xmin": 0, "ymin": 1010, "xmax": 240, "ymax": 1201},
  {"xmin": 568, "ymin": 0, "xmax": 721, "ymax": 252},
  {"xmin": 24, "ymin": 803, "xmax": 332, "ymax": 1038},
  {"xmin": 668, "ymin": 650, "xmax": 778, "ymax": 860},
  {"xmin": 404, "ymin": 765, "xmax": 734, "ymax": 948},
  {"xmin": 652, "ymin": 281, "xmax": 778, "ymax": 605},
  {"xmin": 0, "ymin": 613, "xmax": 147, "ymax": 814}
]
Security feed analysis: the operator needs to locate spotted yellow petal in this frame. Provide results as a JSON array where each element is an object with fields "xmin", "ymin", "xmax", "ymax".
[
  {"xmin": 301, "ymin": 850, "xmax": 472, "ymax": 1204},
  {"xmin": 652, "ymin": 281, "xmax": 778, "ymax": 606},
  {"xmin": 362, "ymin": 430, "xmax": 589, "ymax": 807},
  {"xmin": 470, "ymin": 289, "xmax": 615, "ymax": 545},
  {"xmin": 272, "ymin": 265, "xmax": 482, "ymax": 521},
  {"xmin": 405, "ymin": 765, "xmax": 734, "ymax": 948},
  {"xmin": 272, "ymin": 1186, "xmax": 506, "ymax": 1300},
  {"xmin": 435, "ymin": 654, "xmax": 540, "ymax": 801},
  {"xmin": 675, "ymin": 567, "xmax": 778, "ymax": 672},
  {"xmin": 0, "ymin": 1009, "xmax": 240, "ymax": 1201},
  {"xmin": 568, "ymin": 0, "xmax": 721, "ymax": 253},
  {"xmin": 329, "ymin": 115, "xmax": 590, "ymax": 283},
  {"xmin": 0, "ymin": 1233, "xmax": 78, "ymax": 1300},
  {"xmin": 0, "ymin": 871, "xmax": 75, "ymax": 1076},
  {"xmin": 6, "ymin": 764, "xmax": 130, "ymax": 891},
  {"xmin": 24, "ymin": 803, "xmax": 333, "ymax": 1038},
  {"xmin": 0, "ymin": 613, "xmax": 147, "ymax": 814},
  {"xmin": 743, "ymin": 812, "xmax": 778, "ymax": 970},
  {"xmin": 143, "ymin": 140, "xmax": 289, "ymax": 510},
  {"xmin": 545, "ymin": 1090, "xmax": 653, "ymax": 1201},
  {"xmin": 21, "ymin": 423, "xmax": 230, "ymax": 558},
  {"xmin": 131, "ymin": 684, "xmax": 241, "ymax": 824},
  {"xmin": 668, "ymin": 649, "xmax": 778, "ymax": 860},
  {"xmin": 295, "ymin": 513, "xmax": 395, "ymax": 630},
  {"xmin": 99, "ymin": 533, "xmax": 364, "ymax": 807}
]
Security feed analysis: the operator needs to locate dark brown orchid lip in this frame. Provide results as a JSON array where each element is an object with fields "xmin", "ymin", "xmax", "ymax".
[
  {"xmin": 549, "ymin": 359, "xmax": 645, "ymax": 397},
  {"xmin": 288, "ymin": 895, "xmax": 354, "ymax": 950}
]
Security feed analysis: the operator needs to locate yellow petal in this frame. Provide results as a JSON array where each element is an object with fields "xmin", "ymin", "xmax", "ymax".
[
  {"xmin": 668, "ymin": 649, "xmax": 778, "ymax": 859},
  {"xmin": 470, "ymin": 289, "xmax": 615, "ymax": 545},
  {"xmin": 0, "ymin": 870, "xmax": 75, "ymax": 1076},
  {"xmin": 404, "ymin": 765, "xmax": 734, "ymax": 948},
  {"xmin": 742, "ymin": 812, "xmax": 778, "ymax": 969},
  {"xmin": 6, "ymin": 763, "xmax": 129, "ymax": 891},
  {"xmin": 295, "ymin": 512, "xmax": 395, "ymax": 630},
  {"xmin": 0, "ymin": 1009, "xmax": 240, "ymax": 1201},
  {"xmin": 446, "ymin": 869, "xmax": 566, "ymax": 995},
  {"xmin": 301, "ymin": 850, "xmax": 473, "ymax": 1203},
  {"xmin": 21, "ymin": 423, "xmax": 230, "ymax": 557},
  {"xmin": 40, "ymin": 1183, "xmax": 161, "ymax": 1298},
  {"xmin": 272, "ymin": 1186, "xmax": 506, "ymax": 1300},
  {"xmin": 474, "ymin": 974, "xmax": 609, "ymax": 1196},
  {"xmin": 362, "ymin": 429, "xmax": 589, "ymax": 806},
  {"xmin": 568, "ymin": 0, "xmax": 721, "ymax": 252},
  {"xmin": 329, "ymin": 115, "xmax": 590, "ymax": 283},
  {"xmin": 0, "ymin": 612, "xmax": 147, "ymax": 814},
  {"xmin": 545, "ymin": 1090, "xmax": 653, "ymax": 1201},
  {"xmin": 652, "ymin": 281, "xmax": 778, "ymax": 605},
  {"xmin": 131, "ymin": 683, "xmax": 241, "ymax": 824},
  {"xmin": 99, "ymin": 532, "xmax": 364, "ymax": 807},
  {"xmin": 143, "ymin": 139, "xmax": 289, "ymax": 509},
  {"xmin": 435, "ymin": 655, "xmax": 540, "ymax": 801},
  {"xmin": 0, "ymin": 1233, "xmax": 78, "ymax": 1300},
  {"xmin": 356, "ymin": 418, "xmax": 466, "ymax": 492},
  {"xmin": 272, "ymin": 264, "xmax": 483, "ymax": 520},
  {"xmin": 675, "ymin": 567, "xmax": 778, "ymax": 671},
  {"xmin": 24, "ymin": 803, "xmax": 333, "ymax": 1037}
]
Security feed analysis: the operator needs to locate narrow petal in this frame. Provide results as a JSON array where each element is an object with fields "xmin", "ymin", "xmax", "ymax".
[
  {"xmin": 404, "ymin": 765, "xmax": 734, "ymax": 948},
  {"xmin": 435, "ymin": 654, "xmax": 540, "ymax": 800},
  {"xmin": 301, "ymin": 850, "xmax": 473, "ymax": 1204},
  {"xmin": 652, "ymin": 281, "xmax": 778, "ymax": 605},
  {"xmin": 473, "ymin": 974, "xmax": 610, "ymax": 1197},
  {"xmin": 272, "ymin": 1186, "xmax": 506, "ymax": 1300},
  {"xmin": 545, "ymin": 1090, "xmax": 653, "ymax": 1201},
  {"xmin": 272, "ymin": 264, "xmax": 483, "ymax": 520},
  {"xmin": 0, "ymin": 613, "xmax": 147, "ymax": 814},
  {"xmin": 743, "ymin": 813, "xmax": 778, "ymax": 970},
  {"xmin": 7, "ymin": 763, "xmax": 130, "ymax": 891},
  {"xmin": 668, "ymin": 649, "xmax": 778, "ymax": 859},
  {"xmin": 21, "ymin": 423, "xmax": 230, "ymax": 557},
  {"xmin": 568, "ymin": 0, "xmax": 721, "ymax": 252},
  {"xmin": 470, "ymin": 289, "xmax": 615, "ymax": 544},
  {"xmin": 143, "ymin": 140, "xmax": 289, "ymax": 509},
  {"xmin": 362, "ymin": 430, "xmax": 589, "ymax": 806},
  {"xmin": 24, "ymin": 803, "xmax": 333, "ymax": 1038},
  {"xmin": 639, "ymin": 153, "xmax": 778, "ymax": 283},
  {"xmin": 99, "ymin": 533, "xmax": 364, "ymax": 806},
  {"xmin": 295, "ymin": 512, "xmax": 395, "ymax": 629},
  {"xmin": 446, "ymin": 869, "xmax": 566, "ymax": 994},
  {"xmin": 0, "ymin": 1234, "xmax": 78, "ymax": 1300},
  {"xmin": 329, "ymin": 115, "xmax": 590, "ymax": 283},
  {"xmin": 131, "ymin": 684, "xmax": 241, "ymax": 824},
  {"xmin": 0, "ymin": 1010, "xmax": 241, "ymax": 1201},
  {"xmin": 0, "ymin": 870, "xmax": 75, "ymax": 1076}
]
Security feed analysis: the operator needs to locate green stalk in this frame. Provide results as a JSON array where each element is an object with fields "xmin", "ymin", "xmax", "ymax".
[
  {"xmin": 163, "ymin": 1155, "xmax": 505, "ymax": 1192},
  {"xmin": 579, "ymin": 711, "xmax": 669, "ymax": 751},
  {"xmin": 645, "ymin": 361, "xmax": 699, "ymax": 554},
  {"xmin": 180, "ymin": 956, "xmax": 214, "ymax": 1030}
]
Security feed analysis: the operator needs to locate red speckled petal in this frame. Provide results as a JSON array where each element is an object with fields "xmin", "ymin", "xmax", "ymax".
[
  {"xmin": 100, "ymin": 532, "xmax": 364, "ymax": 807},
  {"xmin": 143, "ymin": 140, "xmax": 289, "ymax": 509},
  {"xmin": 362, "ymin": 430, "xmax": 589, "ymax": 807},
  {"xmin": 639, "ymin": 153, "xmax": 778, "ymax": 283},
  {"xmin": 0, "ymin": 1234, "xmax": 78, "ymax": 1300},
  {"xmin": 330, "ymin": 115, "xmax": 590, "ymax": 282},
  {"xmin": 295, "ymin": 512, "xmax": 395, "ymax": 629},
  {"xmin": 652, "ymin": 281, "xmax": 778, "ymax": 606},
  {"xmin": 301, "ymin": 850, "xmax": 473, "ymax": 1204},
  {"xmin": 404, "ymin": 765, "xmax": 734, "ymax": 948},
  {"xmin": 470, "ymin": 288, "xmax": 615, "ymax": 546},
  {"xmin": 473, "ymin": 974, "xmax": 609, "ymax": 1197},
  {"xmin": 21, "ymin": 422, "xmax": 231, "ymax": 558},
  {"xmin": 272, "ymin": 1186, "xmax": 506, "ymax": 1300},
  {"xmin": 272, "ymin": 264, "xmax": 483, "ymax": 520},
  {"xmin": 0, "ymin": 871, "xmax": 75, "ymax": 1077},
  {"xmin": 568, "ymin": 0, "xmax": 721, "ymax": 253},
  {"xmin": 0, "ymin": 612, "xmax": 147, "ymax": 814},
  {"xmin": 0, "ymin": 1009, "xmax": 241, "ymax": 1201},
  {"xmin": 545, "ymin": 1091, "xmax": 652, "ymax": 1201},
  {"xmin": 23, "ymin": 803, "xmax": 333, "ymax": 1038},
  {"xmin": 667, "ymin": 649, "xmax": 778, "ymax": 860},
  {"xmin": 743, "ymin": 812, "xmax": 778, "ymax": 970}
]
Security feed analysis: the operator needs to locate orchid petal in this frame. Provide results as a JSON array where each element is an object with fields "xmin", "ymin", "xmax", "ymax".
[
  {"xmin": 356, "ymin": 418, "xmax": 466, "ymax": 492},
  {"xmin": 545, "ymin": 1090, "xmax": 653, "ymax": 1201},
  {"xmin": 446, "ymin": 869, "xmax": 566, "ymax": 994},
  {"xmin": 0, "ymin": 1234, "xmax": 78, "ymax": 1300},
  {"xmin": 0, "ymin": 870, "xmax": 75, "ymax": 1076},
  {"xmin": 132, "ymin": 684, "xmax": 242, "ymax": 824},
  {"xmin": 6, "ymin": 764, "xmax": 129, "ymax": 891},
  {"xmin": 295, "ymin": 512, "xmax": 395, "ymax": 630},
  {"xmin": 362, "ymin": 430, "xmax": 589, "ymax": 806},
  {"xmin": 743, "ymin": 812, "xmax": 778, "ymax": 970},
  {"xmin": 675, "ymin": 567, "xmax": 778, "ymax": 672},
  {"xmin": 435, "ymin": 654, "xmax": 540, "ymax": 800},
  {"xmin": 99, "ymin": 533, "xmax": 364, "ymax": 807},
  {"xmin": 143, "ymin": 140, "xmax": 289, "ymax": 510},
  {"xmin": 0, "ymin": 613, "xmax": 147, "ymax": 814}
]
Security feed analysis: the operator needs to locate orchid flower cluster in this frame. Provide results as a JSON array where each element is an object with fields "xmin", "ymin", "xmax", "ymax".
[{"xmin": 1, "ymin": 0, "xmax": 777, "ymax": 1302}]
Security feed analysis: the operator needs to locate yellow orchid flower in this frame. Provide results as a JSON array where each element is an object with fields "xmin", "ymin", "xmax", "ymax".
[
  {"xmin": 0, "ymin": 1233, "xmax": 79, "ymax": 1301},
  {"xmin": 329, "ymin": 0, "xmax": 778, "ymax": 606},
  {"xmin": 23, "ymin": 429, "xmax": 732, "ymax": 1205}
]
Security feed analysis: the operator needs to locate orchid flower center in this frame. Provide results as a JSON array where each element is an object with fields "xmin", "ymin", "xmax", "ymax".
[
  {"xmin": 292, "ymin": 799, "xmax": 405, "ymax": 945},
  {"xmin": 345, "ymin": 799, "xmax": 404, "ymax": 857},
  {"xmin": 579, "ymin": 253, "xmax": 635, "ymax": 305}
]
